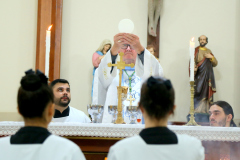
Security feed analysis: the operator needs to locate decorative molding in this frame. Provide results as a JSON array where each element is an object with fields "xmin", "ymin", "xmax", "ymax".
[{"xmin": 1, "ymin": 122, "xmax": 240, "ymax": 142}]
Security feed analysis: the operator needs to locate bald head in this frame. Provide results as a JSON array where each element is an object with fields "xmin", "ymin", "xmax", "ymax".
[{"xmin": 198, "ymin": 35, "xmax": 208, "ymax": 47}]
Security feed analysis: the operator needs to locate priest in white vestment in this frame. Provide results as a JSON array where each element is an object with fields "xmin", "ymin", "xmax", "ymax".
[{"xmin": 92, "ymin": 33, "xmax": 163, "ymax": 123}]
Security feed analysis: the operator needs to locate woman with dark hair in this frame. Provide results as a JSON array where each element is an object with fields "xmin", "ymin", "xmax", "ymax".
[
  {"xmin": 108, "ymin": 76, "xmax": 204, "ymax": 160},
  {"xmin": 0, "ymin": 69, "xmax": 85, "ymax": 160},
  {"xmin": 209, "ymin": 101, "xmax": 236, "ymax": 127}
]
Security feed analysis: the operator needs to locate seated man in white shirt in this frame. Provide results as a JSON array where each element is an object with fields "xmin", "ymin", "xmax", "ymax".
[
  {"xmin": 0, "ymin": 69, "xmax": 86, "ymax": 160},
  {"xmin": 50, "ymin": 79, "xmax": 91, "ymax": 123}
]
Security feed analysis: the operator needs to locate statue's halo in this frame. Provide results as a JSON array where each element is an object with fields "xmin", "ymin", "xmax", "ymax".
[{"xmin": 118, "ymin": 19, "xmax": 134, "ymax": 33}]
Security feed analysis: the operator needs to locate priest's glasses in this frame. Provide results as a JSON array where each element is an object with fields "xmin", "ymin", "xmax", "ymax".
[
  {"xmin": 87, "ymin": 104, "xmax": 104, "ymax": 123},
  {"xmin": 126, "ymin": 106, "xmax": 142, "ymax": 124},
  {"xmin": 108, "ymin": 105, "xmax": 118, "ymax": 123}
]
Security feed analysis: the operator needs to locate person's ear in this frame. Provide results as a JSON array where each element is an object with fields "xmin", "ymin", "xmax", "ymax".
[
  {"xmin": 227, "ymin": 114, "xmax": 233, "ymax": 122},
  {"xmin": 173, "ymin": 105, "xmax": 176, "ymax": 111},
  {"xmin": 169, "ymin": 105, "xmax": 176, "ymax": 115},
  {"xmin": 138, "ymin": 102, "xmax": 144, "ymax": 113},
  {"xmin": 48, "ymin": 103, "xmax": 55, "ymax": 117},
  {"xmin": 140, "ymin": 107, "xmax": 144, "ymax": 114},
  {"xmin": 17, "ymin": 106, "xmax": 22, "ymax": 116}
]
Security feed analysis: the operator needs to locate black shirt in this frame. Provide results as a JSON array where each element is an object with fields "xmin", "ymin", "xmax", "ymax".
[
  {"xmin": 53, "ymin": 106, "xmax": 70, "ymax": 118},
  {"xmin": 139, "ymin": 127, "xmax": 178, "ymax": 145},
  {"xmin": 10, "ymin": 126, "xmax": 51, "ymax": 144}
]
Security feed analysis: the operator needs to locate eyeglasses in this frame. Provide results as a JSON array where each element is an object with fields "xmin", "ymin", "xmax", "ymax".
[{"xmin": 121, "ymin": 44, "xmax": 133, "ymax": 49}]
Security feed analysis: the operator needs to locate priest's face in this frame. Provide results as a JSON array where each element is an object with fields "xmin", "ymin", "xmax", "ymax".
[
  {"xmin": 199, "ymin": 35, "xmax": 207, "ymax": 47},
  {"xmin": 209, "ymin": 105, "xmax": 227, "ymax": 127},
  {"xmin": 119, "ymin": 44, "xmax": 137, "ymax": 64},
  {"xmin": 52, "ymin": 83, "xmax": 71, "ymax": 107}
]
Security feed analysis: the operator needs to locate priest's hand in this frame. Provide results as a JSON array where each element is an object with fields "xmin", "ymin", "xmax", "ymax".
[
  {"xmin": 111, "ymin": 33, "xmax": 126, "ymax": 56},
  {"xmin": 124, "ymin": 33, "xmax": 145, "ymax": 54},
  {"xmin": 111, "ymin": 33, "xmax": 145, "ymax": 55},
  {"xmin": 204, "ymin": 53, "xmax": 213, "ymax": 59}
]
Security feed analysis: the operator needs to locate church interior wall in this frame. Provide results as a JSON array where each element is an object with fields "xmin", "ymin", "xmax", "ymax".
[
  {"xmin": 0, "ymin": 0, "xmax": 38, "ymax": 121},
  {"xmin": 234, "ymin": 0, "xmax": 240, "ymax": 125},
  {"xmin": 0, "ymin": 0, "xmax": 239, "ymax": 124}
]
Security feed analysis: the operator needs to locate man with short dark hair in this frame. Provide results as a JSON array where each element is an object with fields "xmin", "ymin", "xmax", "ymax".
[
  {"xmin": 51, "ymin": 79, "xmax": 90, "ymax": 123},
  {"xmin": 209, "ymin": 101, "xmax": 236, "ymax": 127}
]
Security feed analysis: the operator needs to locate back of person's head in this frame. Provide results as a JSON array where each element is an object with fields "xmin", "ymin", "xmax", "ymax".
[
  {"xmin": 50, "ymin": 79, "xmax": 70, "ymax": 88},
  {"xmin": 18, "ymin": 69, "xmax": 53, "ymax": 118},
  {"xmin": 210, "ymin": 101, "xmax": 236, "ymax": 127},
  {"xmin": 139, "ymin": 76, "xmax": 175, "ymax": 120}
]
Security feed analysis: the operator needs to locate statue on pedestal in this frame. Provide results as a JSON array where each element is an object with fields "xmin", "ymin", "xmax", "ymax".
[{"xmin": 188, "ymin": 35, "xmax": 218, "ymax": 122}]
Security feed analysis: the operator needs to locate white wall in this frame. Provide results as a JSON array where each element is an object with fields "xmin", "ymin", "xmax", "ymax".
[
  {"xmin": 234, "ymin": 0, "xmax": 240, "ymax": 123},
  {"xmin": 61, "ymin": 0, "xmax": 148, "ymax": 114},
  {"xmin": 160, "ymin": 0, "xmax": 240, "ymax": 121},
  {"xmin": 0, "ymin": 0, "xmax": 38, "ymax": 120}
]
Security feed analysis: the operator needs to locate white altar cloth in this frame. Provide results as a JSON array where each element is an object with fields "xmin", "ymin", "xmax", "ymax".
[{"xmin": 0, "ymin": 121, "xmax": 240, "ymax": 142}]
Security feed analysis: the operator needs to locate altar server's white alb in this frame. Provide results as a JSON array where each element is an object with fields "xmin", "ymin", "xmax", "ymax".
[
  {"xmin": 0, "ymin": 134, "xmax": 85, "ymax": 160},
  {"xmin": 108, "ymin": 134, "xmax": 204, "ymax": 160}
]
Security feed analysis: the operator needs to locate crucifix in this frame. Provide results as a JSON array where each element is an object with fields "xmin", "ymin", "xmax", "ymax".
[
  {"xmin": 147, "ymin": 0, "xmax": 161, "ymax": 59},
  {"xmin": 107, "ymin": 52, "xmax": 134, "ymax": 124},
  {"xmin": 127, "ymin": 95, "xmax": 135, "ymax": 107}
]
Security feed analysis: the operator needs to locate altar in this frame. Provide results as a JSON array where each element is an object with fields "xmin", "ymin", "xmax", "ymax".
[{"xmin": 0, "ymin": 122, "xmax": 240, "ymax": 160}]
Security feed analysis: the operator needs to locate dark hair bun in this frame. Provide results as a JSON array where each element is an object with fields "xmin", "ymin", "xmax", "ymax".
[
  {"xmin": 21, "ymin": 74, "xmax": 42, "ymax": 91},
  {"xmin": 140, "ymin": 76, "xmax": 175, "ymax": 120},
  {"xmin": 147, "ymin": 76, "xmax": 172, "ymax": 91},
  {"xmin": 20, "ymin": 69, "xmax": 48, "ymax": 91}
]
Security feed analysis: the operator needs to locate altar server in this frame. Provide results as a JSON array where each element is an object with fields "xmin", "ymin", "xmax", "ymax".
[
  {"xmin": 50, "ymin": 79, "xmax": 91, "ymax": 123},
  {"xmin": 108, "ymin": 76, "xmax": 204, "ymax": 160},
  {"xmin": 93, "ymin": 33, "xmax": 163, "ymax": 123},
  {"xmin": 0, "ymin": 69, "xmax": 86, "ymax": 160}
]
